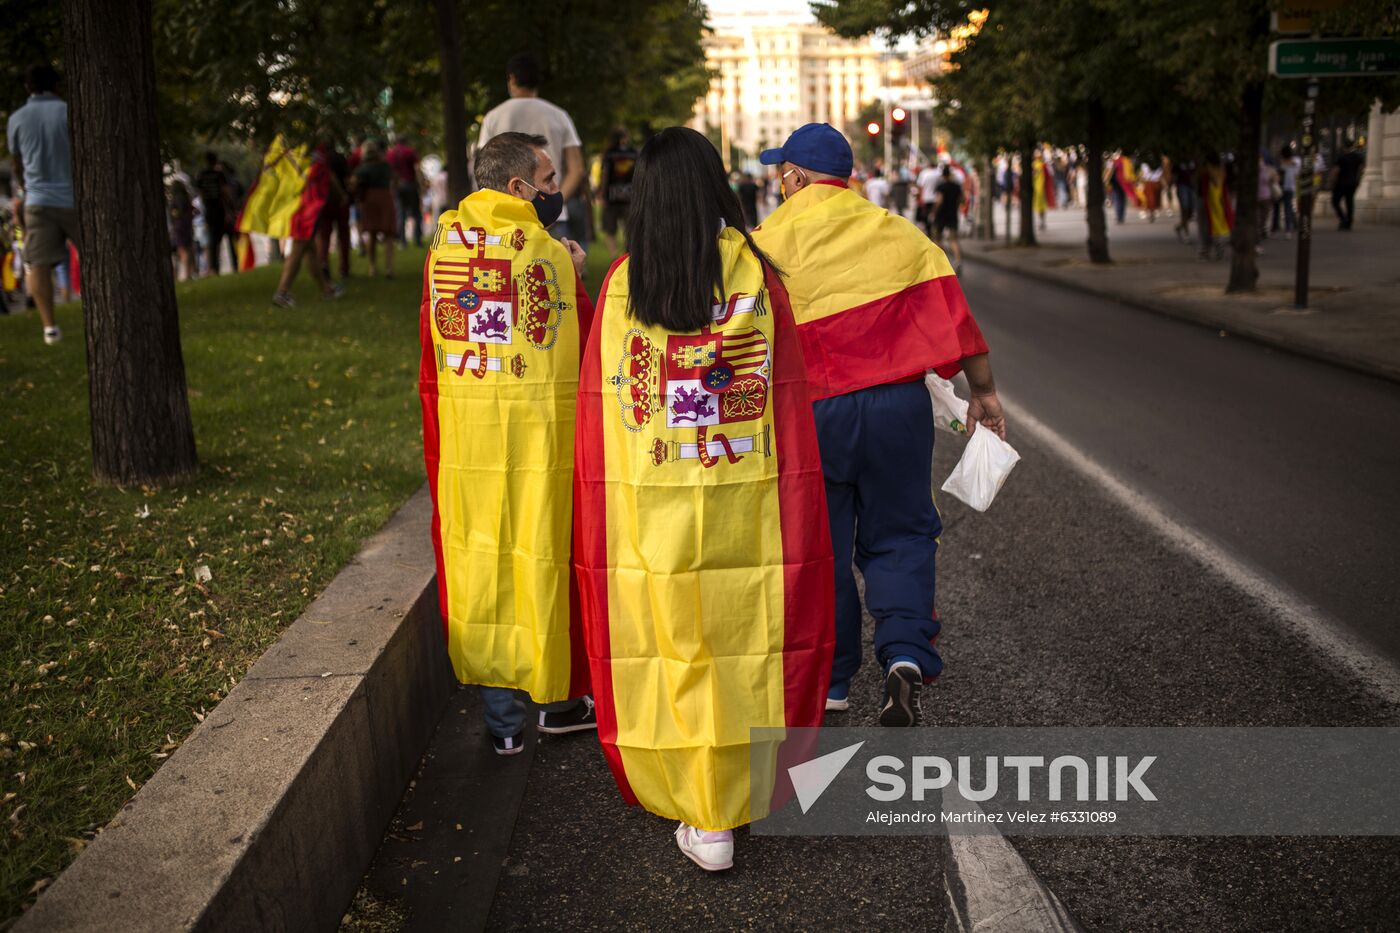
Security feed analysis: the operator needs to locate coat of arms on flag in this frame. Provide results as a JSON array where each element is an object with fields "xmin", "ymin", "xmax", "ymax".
[
  {"xmin": 609, "ymin": 292, "xmax": 774, "ymax": 468},
  {"xmin": 430, "ymin": 222, "xmax": 568, "ymax": 379}
]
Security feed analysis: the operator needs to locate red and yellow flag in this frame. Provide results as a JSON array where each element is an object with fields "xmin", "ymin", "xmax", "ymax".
[
  {"xmin": 1201, "ymin": 166, "xmax": 1235, "ymax": 237},
  {"xmin": 1113, "ymin": 156, "xmax": 1142, "ymax": 208},
  {"xmin": 752, "ymin": 183, "xmax": 987, "ymax": 400},
  {"xmin": 419, "ymin": 190, "xmax": 594, "ymax": 703},
  {"xmin": 236, "ymin": 135, "xmax": 327, "ymax": 242},
  {"xmin": 1033, "ymin": 156, "xmax": 1056, "ymax": 211},
  {"xmin": 575, "ymin": 228, "xmax": 834, "ymax": 831}
]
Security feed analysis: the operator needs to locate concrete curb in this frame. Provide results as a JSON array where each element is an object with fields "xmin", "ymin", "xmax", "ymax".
[
  {"xmin": 18, "ymin": 486, "xmax": 453, "ymax": 932},
  {"xmin": 963, "ymin": 249, "xmax": 1400, "ymax": 386}
]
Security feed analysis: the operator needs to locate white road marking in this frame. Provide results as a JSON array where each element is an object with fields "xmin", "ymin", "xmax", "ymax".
[{"xmin": 1002, "ymin": 396, "xmax": 1400, "ymax": 707}]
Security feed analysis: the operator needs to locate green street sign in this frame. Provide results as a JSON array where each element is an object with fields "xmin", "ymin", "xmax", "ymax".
[{"xmin": 1270, "ymin": 38, "xmax": 1400, "ymax": 78}]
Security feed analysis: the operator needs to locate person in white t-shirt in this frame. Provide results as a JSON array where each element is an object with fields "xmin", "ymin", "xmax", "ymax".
[
  {"xmin": 914, "ymin": 163, "xmax": 940, "ymax": 235},
  {"xmin": 864, "ymin": 169, "xmax": 890, "ymax": 209},
  {"xmin": 477, "ymin": 55, "xmax": 585, "ymax": 242}
]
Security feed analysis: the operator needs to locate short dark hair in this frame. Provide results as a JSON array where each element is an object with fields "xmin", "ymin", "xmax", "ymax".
[
  {"xmin": 475, "ymin": 132, "xmax": 547, "ymax": 192},
  {"xmin": 507, "ymin": 55, "xmax": 541, "ymax": 90},
  {"xmin": 25, "ymin": 63, "xmax": 58, "ymax": 94},
  {"xmin": 205, "ymin": 151, "xmax": 219, "ymax": 168}
]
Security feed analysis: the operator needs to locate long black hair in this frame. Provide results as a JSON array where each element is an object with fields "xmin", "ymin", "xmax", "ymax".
[{"xmin": 626, "ymin": 126, "xmax": 778, "ymax": 332}]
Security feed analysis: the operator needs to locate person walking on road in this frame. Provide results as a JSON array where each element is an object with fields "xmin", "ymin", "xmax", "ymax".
[
  {"xmin": 1274, "ymin": 144, "xmax": 1299, "ymax": 237},
  {"xmin": 1256, "ymin": 155, "xmax": 1279, "ymax": 250},
  {"xmin": 387, "ymin": 135, "xmax": 424, "ymax": 248},
  {"xmin": 195, "ymin": 152, "xmax": 233, "ymax": 276},
  {"xmin": 271, "ymin": 141, "xmax": 346, "ymax": 307},
  {"xmin": 753, "ymin": 123, "xmax": 1006, "ymax": 728},
  {"xmin": 166, "ymin": 174, "xmax": 197, "ymax": 282},
  {"xmin": 1330, "ymin": 140, "xmax": 1364, "ymax": 231},
  {"xmin": 1197, "ymin": 151, "xmax": 1233, "ymax": 261},
  {"xmin": 6, "ymin": 63, "xmax": 80, "ymax": 345},
  {"xmin": 350, "ymin": 141, "xmax": 398, "ymax": 277},
  {"xmin": 575, "ymin": 126, "xmax": 832, "ymax": 872},
  {"xmin": 915, "ymin": 161, "xmax": 940, "ymax": 236},
  {"xmin": 420, "ymin": 132, "xmax": 593, "ymax": 757},
  {"xmin": 931, "ymin": 165, "xmax": 964, "ymax": 273},
  {"xmin": 864, "ymin": 168, "xmax": 890, "ymax": 209},
  {"xmin": 317, "ymin": 138, "xmax": 352, "ymax": 280},
  {"xmin": 478, "ymin": 55, "xmax": 585, "ymax": 244},
  {"xmin": 1173, "ymin": 157, "xmax": 1197, "ymax": 243},
  {"xmin": 596, "ymin": 126, "xmax": 637, "ymax": 257}
]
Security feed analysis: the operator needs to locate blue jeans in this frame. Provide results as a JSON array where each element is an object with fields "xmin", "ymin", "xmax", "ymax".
[
  {"xmin": 1176, "ymin": 183, "xmax": 1196, "ymax": 221},
  {"xmin": 479, "ymin": 687, "xmax": 580, "ymax": 738},
  {"xmin": 814, "ymin": 380, "xmax": 942, "ymax": 688},
  {"xmin": 1111, "ymin": 187, "xmax": 1126, "ymax": 223}
]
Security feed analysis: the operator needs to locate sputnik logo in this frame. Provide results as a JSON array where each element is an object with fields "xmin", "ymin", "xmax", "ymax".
[{"xmin": 788, "ymin": 741, "xmax": 865, "ymax": 813}]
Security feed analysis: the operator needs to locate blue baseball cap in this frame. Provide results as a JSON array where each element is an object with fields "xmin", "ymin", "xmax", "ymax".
[{"xmin": 759, "ymin": 123, "xmax": 853, "ymax": 178}]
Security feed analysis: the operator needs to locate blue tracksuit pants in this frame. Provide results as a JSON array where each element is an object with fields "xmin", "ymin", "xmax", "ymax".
[{"xmin": 813, "ymin": 380, "xmax": 942, "ymax": 687}]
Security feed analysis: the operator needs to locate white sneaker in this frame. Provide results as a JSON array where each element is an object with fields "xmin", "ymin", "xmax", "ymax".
[
  {"xmin": 674, "ymin": 822, "xmax": 734, "ymax": 871},
  {"xmin": 43, "ymin": 326, "xmax": 62, "ymax": 345}
]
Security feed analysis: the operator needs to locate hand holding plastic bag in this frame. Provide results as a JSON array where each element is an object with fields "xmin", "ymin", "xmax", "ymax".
[
  {"xmin": 941, "ymin": 423, "xmax": 1021, "ymax": 512},
  {"xmin": 925, "ymin": 373, "xmax": 969, "ymax": 435}
]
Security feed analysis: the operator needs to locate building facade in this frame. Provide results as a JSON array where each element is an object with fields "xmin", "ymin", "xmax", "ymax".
[
  {"xmin": 690, "ymin": 12, "xmax": 911, "ymax": 159},
  {"xmin": 1357, "ymin": 102, "xmax": 1400, "ymax": 226}
]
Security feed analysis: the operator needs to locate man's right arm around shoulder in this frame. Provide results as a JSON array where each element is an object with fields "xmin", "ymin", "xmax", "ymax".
[{"xmin": 959, "ymin": 352, "xmax": 1006, "ymax": 440}]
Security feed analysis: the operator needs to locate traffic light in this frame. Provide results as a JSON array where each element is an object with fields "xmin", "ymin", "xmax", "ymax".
[
  {"xmin": 866, "ymin": 121, "xmax": 881, "ymax": 136},
  {"xmin": 890, "ymin": 106, "xmax": 910, "ymax": 153}
]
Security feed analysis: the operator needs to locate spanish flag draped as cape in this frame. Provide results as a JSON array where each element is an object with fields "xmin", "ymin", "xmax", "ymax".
[
  {"xmin": 751, "ymin": 183, "xmax": 987, "ymax": 400},
  {"xmin": 1111, "ymin": 155, "xmax": 1142, "ymax": 208},
  {"xmin": 1200, "ymin": 164, "xmax": 1235, "ymax": 237},
  {"xmin": 575, "ymin": 228, "xmax": 834, "ymax": 831},
  {"xmin": 420, "ymin": 189, "xmax": 594, "ymax": 703},
  {"xmin": 236, "ymin": 135, "xmax": 329, "ymax": 257},
  {"xmin": 1033, "ymin": 156, "xmax": 1056, "ymax": 212}
]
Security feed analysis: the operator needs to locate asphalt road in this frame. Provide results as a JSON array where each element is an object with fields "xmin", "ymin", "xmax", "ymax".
[
  {"xmin": 346, "ymin": 264, "xmax": 1400, "ymax": 932},
  {"xmin": 959, "ymin": 262, "xmax": 1400, "ymax": 664}
]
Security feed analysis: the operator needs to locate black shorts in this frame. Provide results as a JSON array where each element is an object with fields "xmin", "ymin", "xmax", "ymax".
[
  {"xmin": 933, "ymin": 215, "xmax": 960, "ymax": 236},
  {"xmin": 601, "ymin": 201, "xmax": 628, "ymax": 235}
]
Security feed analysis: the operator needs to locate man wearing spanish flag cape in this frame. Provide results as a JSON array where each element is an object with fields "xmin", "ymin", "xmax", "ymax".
[
  {"xmin": 419, "ymin": 132, "xmax": 595, "ymax": 756},
  {"xmin": 753, "ymin": 123, "xmax": 1007, "ymax": 727}
]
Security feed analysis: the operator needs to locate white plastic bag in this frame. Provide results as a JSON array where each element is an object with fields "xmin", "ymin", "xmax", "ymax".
[
  {"xmin": 941, "ymin": 425, "xmax": 1021, "ymax": 512},
  {"xmin": 925, "ymin": 373, "xmax": 969, "ymax": 435}
]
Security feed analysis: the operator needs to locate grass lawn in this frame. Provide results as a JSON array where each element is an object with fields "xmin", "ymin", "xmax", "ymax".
[
  {"xmin": 0, "ymin": 247, "xmax": 439, "ymax": 922},
  {"xmin": 0, "ymin": 234, "xmax": 616, "ymax": 923}
]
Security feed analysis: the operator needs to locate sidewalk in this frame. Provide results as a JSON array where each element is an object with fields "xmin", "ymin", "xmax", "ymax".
[{"xmin": 960, "ymin": 205, "xmax": 1400, "ymax": 384}]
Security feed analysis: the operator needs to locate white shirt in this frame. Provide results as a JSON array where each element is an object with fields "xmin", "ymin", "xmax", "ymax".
[
  {"xmin": 864, "ymin": 176, "xmax": 890, "ymax": 208},
  {"xmin": 916, "ymin": 166, "xmax": 941, "ymax": 203},
  {"xmin": 478, "ymin": 96, "xmax": 582, "ymax": 219}
]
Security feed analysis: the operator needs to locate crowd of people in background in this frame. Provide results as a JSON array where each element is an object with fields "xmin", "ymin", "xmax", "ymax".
[{"xmin": 1, "ymin": 46, "xmax": 1372, "ymax": 342}]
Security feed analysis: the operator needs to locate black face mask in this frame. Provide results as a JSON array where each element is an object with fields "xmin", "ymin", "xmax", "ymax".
[{"xmin": 521, "ymin": 180, "xmax": 564, "ymax": 227}]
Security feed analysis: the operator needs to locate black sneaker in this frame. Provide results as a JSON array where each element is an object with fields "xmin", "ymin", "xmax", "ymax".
[
  {"xmin": 492, "ymin": 732, "xmax": 526, "ymax": 756},
  {"xmin": 537, "ymin": 696, "xmax": 597, "ymax": 735},
  {"xmin": 878, "ymin": 663, "xmax": 922, "ymax": 727}
]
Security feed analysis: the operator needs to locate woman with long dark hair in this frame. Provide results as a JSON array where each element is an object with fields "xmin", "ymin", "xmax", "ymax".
[{"xmin": 574, "ymin": 127, "xmax": 834, "ymax": 871}]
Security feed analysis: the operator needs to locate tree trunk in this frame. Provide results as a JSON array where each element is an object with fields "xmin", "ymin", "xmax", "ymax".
[
  {"xmin": 1018, "ymin": 144, "xmax": 1037, "ymax": 247},
  {"xmin": 62, "ymin": 0, "xmax": 197, "ymax": 485},
  {"xmin": 980, "ymin": 152, "xmax": 995, "ymax": 240},
  {"xmin": 1085, "ymin": 101, "xmax": 1111, "ymax": 263},
  {"xmin": 435, "ymin": 0, "xmax": 470, "ymax": 204},
  {"xmin": 1227, "ymin": 78, "xmax": 1264, "ymax": 293}
]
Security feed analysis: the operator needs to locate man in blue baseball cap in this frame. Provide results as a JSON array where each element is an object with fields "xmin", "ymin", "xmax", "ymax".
[
  {"xmin": 754, "ymin": 124, "xmax": 1006, "ymax": 730},
  {"xmin": 759, "ymin": 122, "xmax": 854, "ymax": 192}
]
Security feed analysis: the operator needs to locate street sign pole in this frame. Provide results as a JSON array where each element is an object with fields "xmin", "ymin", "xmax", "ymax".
[{"xmin": 1294, "ymin": 77, "xmax": 1319, "ymax": 309}]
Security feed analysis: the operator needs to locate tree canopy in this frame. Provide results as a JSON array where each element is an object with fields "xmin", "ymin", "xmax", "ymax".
[{"xmin": 2, "ymin": 0, "xmax": 710, "ymax": 163}]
